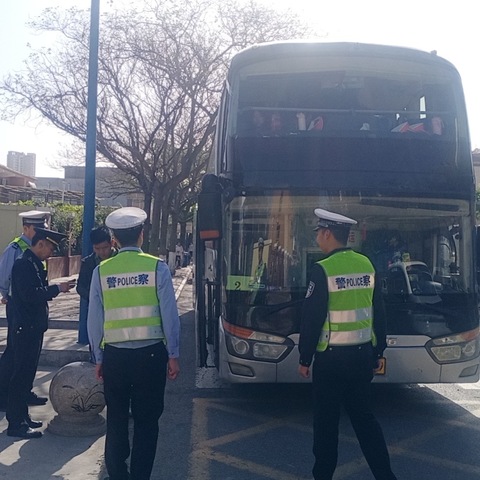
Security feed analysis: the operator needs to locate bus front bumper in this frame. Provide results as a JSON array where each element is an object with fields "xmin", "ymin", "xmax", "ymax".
[{"xmin": 218, "ymin": 329, "xmax": 480, "ymax": 384}]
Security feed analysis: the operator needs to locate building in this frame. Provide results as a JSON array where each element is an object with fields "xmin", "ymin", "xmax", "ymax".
[
  {"xmin": 0, "ymin": 164, "xmax": 83, "ymax": 205},
  {"xmin": 7, "ymin": 151, "xmax": 36, "ymax": 177},
  {"xmin": 35, "ymin": 165, "xmax": 143, "ymax": 207}
]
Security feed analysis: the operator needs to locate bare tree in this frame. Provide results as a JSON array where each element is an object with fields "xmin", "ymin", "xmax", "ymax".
[{"xmin": 0, "ymin": 0, "xmax": 314, "ymax": 253}]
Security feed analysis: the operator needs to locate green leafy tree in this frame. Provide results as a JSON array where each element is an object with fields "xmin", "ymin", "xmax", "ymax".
[{"xmin": 50, "ymin": 204, "xmax": 83, "ymax": 255}]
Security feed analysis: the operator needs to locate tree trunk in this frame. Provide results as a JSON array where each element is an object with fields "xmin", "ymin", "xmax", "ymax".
[
  {"xmin": 168, "ymin": 209, "xmax": 179, "ymax": 254},
  {"xmin": 142, "ymin": 192, "xmax": 153, "ymax": 253},
  {"xmin": 179, "ymin": 221, "xmax": 187, "ymax": 248},
  {"xmin": 158, "ymin": 204, "xmax": 169, "ymax": 257},
  {"xmin": 150, "ymin": 183, "xmax": 163, "ymax": 255}
]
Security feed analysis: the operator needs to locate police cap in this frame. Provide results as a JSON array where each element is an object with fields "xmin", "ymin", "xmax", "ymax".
[
  {"xmin": 313, "ymin": 208, "xmax": 357, "ymax": 231},
  {"xmin": 105, "ymin": 207, "xmax": 147, "ymax": 231},
  {"xmin": 19, "ymin": 210, "xmax": 51, "ymax": 227},
  {"xmin": 33, "ymin": 227, "xmax": 67, "ymax": 247}
]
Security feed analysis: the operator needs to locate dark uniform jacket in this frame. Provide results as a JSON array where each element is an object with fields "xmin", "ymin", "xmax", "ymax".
[
  {"xmin": 76, "ymin": 250, "xmax": 116, "ymax": 302},
  {"xmin": 298, "ymin": 247, "xmax": 388, "ymax": 367},
  {"xmin": 76, "ymin": 252, "xmax": 99, "ymax": 301},
  {"xmin": 10, "ymin": 249, "xmax": 60, "ymax": 333}
]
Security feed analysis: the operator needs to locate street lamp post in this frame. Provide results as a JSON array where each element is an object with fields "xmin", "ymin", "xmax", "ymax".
[{"xmin": 78, "ymin": 0, "xmax": 100, "ymax": 344}]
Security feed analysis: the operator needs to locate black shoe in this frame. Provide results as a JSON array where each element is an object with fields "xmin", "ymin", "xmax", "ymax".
[
  {"xmin": 7, "ymin": 424, "xmax": 43, "ymax": 439},
  {"xmin": 27, "ymin": 392, "xmax": 48, "ymax": 406},
  {"xmin": 25, "ymin": 416, "xmax": 43, "ymax": 429}
]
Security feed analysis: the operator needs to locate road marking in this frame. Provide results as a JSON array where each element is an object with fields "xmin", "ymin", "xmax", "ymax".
[
  {"xmin": 188, "ymin": 398, "xmax": 311, "ymax": 480},
  {"xmin": 189, "ymin": 398, "xmax": 210, "ymax": 480},
  {"xmin": 188, "ymin": 387, "xmax": 480, "ymax": 480},
  {"xmin": 457, "ymin": 382, "xmax": 480, "ymax": 390},
  {"xmin": 199, "ymin": 451, "xmax": 302, "ymax": 480}
]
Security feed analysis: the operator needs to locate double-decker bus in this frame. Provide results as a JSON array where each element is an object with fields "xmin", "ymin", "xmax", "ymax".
[{"xmin": 195, "ymin": 42, "xmax": 480, "ymax": 384}]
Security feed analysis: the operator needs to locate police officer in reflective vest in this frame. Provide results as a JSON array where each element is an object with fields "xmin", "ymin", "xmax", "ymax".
[
  {"xmin": 0, "ymin": 210, "xmax": 51, "ymax": 409},
  {"xmin": 298, "ymin": 208, "xmax": 397, "ymax": 480},
  {"xmin": 87, "ymin": 207, "xmax": 180, "ymax": 480}
]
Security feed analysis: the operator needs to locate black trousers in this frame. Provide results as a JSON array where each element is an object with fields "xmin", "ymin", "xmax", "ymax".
[
  {"xmin": 6, "ymin": 326, "xmax": 44, "ymax": 428},
  {"xmin": 312, "ymin": 344, "xmax": 397, "ymax": 480},
  {"xmin": 103, "ymin": 342, "xmax": 168, "ymax": 480},
  {"xmin": 0, "ymin": 302, "xmax": 15, "ymax": 402},
  {"xmin": 0, "ymin": 302, "xmax": 39, "ymax": 403}
]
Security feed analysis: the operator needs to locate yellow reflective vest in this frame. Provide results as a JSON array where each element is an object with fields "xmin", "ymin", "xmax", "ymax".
[
  {"xmin": 13, "ymin": 236, "xmax": 47, "ymax": 270},
  {"xmin": 316, "ymin": 250, "xmax": 376, "ymax": 352},
  {"xmin": 12, "ymin": 236, "xmax": 29, "ymax": 252},
  {"xmin": 99, "ymin": 250, "xmax": 165, "ymax": 344}
]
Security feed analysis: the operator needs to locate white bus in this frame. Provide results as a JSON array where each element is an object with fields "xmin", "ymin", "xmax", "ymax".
[{"xmin": 195, "ymin": 42, "xmax": 480, "ymax": 383}]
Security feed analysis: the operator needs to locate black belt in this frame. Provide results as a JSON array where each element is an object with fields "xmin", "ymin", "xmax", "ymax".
[{"xmin": 324, "ymin": 342, "xmax": 371, "ymax": 352}]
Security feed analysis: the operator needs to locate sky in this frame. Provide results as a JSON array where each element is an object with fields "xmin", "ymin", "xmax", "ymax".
[{"xmin": 0, "ymin": 0, "xmax": 479, "ymax": 178}]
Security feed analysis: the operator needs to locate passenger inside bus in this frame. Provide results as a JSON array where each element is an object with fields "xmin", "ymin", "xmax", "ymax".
[
  {"xmin": 239, "ymin": 109, "xmax": 269, "ymax": 136},
  {"xmin": 236, "ymin": 69, "xmax": 453, "ymax": 138}
]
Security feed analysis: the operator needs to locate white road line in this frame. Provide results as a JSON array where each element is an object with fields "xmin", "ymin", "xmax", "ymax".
[{"xmin": 457, "ymin": 382, "xmax": 480, "ymax": 390}]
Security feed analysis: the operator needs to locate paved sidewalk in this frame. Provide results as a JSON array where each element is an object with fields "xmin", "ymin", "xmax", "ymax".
[{"xmin": 0, "ymin": 266, "xmax": 193, "ymax": 480}]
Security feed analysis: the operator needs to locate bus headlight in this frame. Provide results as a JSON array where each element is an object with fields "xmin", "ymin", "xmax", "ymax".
[
  {"xmin": 253, "ymin": 343, "xmax": 288, "ymax": 360},
  {"xmin": 223, "ymin": 320, "xmax": 293, "ymax": 363},
  {"xmin": 426, "ymin": 328, "xmax": 480, "ymax": 364},
  {"xmin": 230, "ymin": 337, "xmax": 250, "ymax": 355}
]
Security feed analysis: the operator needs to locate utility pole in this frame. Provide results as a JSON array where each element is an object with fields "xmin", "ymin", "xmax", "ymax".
[{"xmin": 78, "ymin": 0, "xmax": 100, "ymax": 344}]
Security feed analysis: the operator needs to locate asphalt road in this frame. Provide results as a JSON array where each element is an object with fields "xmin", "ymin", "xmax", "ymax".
[
  {"xmin": 156, "ymin": 285, "xmax": 480, "ymax": 479},
  {"xmin": 1, "ymin": 280, "xmax": 479, "ymax": 479}
]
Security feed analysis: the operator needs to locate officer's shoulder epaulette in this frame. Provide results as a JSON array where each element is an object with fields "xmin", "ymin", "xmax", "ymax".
[{"xmin": 11, "ymin": 242, "xmax": 20, "ymax": 250}]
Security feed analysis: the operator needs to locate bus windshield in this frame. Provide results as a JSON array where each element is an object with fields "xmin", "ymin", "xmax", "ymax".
[{"xmin": 224, "ymin": 192, "xmax": 476, "ymax": 338}]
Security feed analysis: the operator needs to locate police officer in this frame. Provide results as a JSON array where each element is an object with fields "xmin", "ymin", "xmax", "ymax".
[
  {"xmin": 6, "ymin": 227, "xmax": 72, "ymax": 439},
  {"xmin": 0, "ymin": 210, "xmax": 51, "ymax": 409},
  {"xmin": 298, "ymin": 208, "xmax": 397, "ymax": 480},
  {"xmin": 87, "ymin": 207, "xmax": 180, "ymax": 480}
]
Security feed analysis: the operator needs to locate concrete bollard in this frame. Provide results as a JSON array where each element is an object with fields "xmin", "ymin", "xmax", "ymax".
[{"xmin": 47, "ymin": 361, "xmax": 106, "ymax": 436}]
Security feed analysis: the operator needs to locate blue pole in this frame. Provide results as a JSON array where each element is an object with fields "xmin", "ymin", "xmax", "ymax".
[{"xmin": 79, "ymin": 0, "xmax": 100, "ymax": 345}]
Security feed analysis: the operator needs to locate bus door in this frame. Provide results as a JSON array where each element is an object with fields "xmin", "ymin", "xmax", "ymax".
[{"xmin": 195, "ymin": 174, "xmax": 223, "ymax": 368}]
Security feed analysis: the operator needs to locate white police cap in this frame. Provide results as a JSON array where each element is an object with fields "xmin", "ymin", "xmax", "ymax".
[
  {"xmin": 105, "ymin": 207, "xmax": 147, "ymax": 230},
  {"xmin": 19, "ymin": 210, "xmax": 51, "ymax": 227},
  {"xmin": 314, "ymin": 208, "xmax": 357, "ymax": 230}
]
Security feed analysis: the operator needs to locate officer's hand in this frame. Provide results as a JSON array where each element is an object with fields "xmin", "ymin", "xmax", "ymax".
[
  {"xmin": 0, "ymin": 297, "xmax": 7, "ymax": 304},
  {"xmin": 58, "ymin": 282, "xmax": 71, "ymax": 293},
  {"xmin": 373, "ymin": 358, "xmax": 383, "ymax": 374},
  {"xmin": 95, "ymin": 363, "xmax": 104, "ymax": 382},
  {"xmin": 298, "ymin": 365, "xmax": 310, "ymax": 378},
  {"xmin": 167, "ymin": 358, "xmax": 180, "ymax": 380}
]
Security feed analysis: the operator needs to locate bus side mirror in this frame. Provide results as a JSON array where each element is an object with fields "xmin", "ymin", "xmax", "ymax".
[{"xmin": 197, "ymin": 175, "xmax": 223, "ymax": 241}]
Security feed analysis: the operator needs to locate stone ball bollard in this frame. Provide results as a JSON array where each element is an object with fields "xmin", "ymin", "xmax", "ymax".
[{"xmin": 47, "ymin": 361, "xmax": 106, "ymax": 436}]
